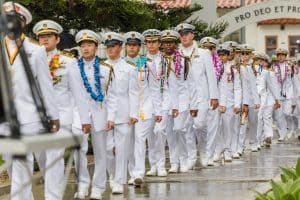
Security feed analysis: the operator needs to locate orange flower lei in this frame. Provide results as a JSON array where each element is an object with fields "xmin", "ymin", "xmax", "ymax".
[{"xmin": 49, "ymin": 54, "xmax": 63, "ymax": 85}]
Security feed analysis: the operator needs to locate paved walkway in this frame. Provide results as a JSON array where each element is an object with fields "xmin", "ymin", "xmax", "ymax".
[{"xmin": 0, "ymin": 139, "xmax": 299, "ymax": 200}]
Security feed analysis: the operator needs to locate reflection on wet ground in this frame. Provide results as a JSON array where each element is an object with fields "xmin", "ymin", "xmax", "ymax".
[{"xmin": 1, "ymin": 140, "xmax": 300, "ymax": 200}]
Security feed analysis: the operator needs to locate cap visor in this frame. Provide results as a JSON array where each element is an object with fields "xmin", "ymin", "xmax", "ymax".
[{"xmin": 105, "ymin": 40, "xmax": 122, "ymax": 46}]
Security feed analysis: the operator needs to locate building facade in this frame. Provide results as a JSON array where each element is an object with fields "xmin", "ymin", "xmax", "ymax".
[{"xmin": 217, "ymin": 0, "xmax": 300, "ymax": 57}]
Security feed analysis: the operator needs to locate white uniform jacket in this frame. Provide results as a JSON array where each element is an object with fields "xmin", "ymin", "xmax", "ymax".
[
  {"xmin": 107, "ymin": 58, "xmax": 139, "ymax": 124},
  {"xmin": 5, "ymin": 36, "xmax": 58, "ymax": 128},
  {"xmin": 219, "ymin": 62, "xmax": 242, "ymax": 108}
]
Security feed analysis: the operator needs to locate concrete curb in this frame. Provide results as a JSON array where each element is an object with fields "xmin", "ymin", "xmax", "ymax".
[{"xmin": 250, "ymin": 174, "xmax": 280, "ymax": 199}]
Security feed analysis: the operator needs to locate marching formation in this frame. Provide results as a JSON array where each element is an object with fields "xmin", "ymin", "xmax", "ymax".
[{"xmin": 1, "ymin": 2, "xmax": 300, "ymax": 200}]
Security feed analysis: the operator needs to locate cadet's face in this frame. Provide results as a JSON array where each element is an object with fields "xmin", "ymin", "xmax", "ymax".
[
  {"xmin": 277, "ymin": 54, "xmax": 286, "ymax": 63},
  {"xmin": 146, "ymin": 40, "xmax": 161, "ymax": 54},
  {"xmin": 106, "ymin": 44, "xmax": 122, "ymax": 60},
  {"xmin": 241, "ymin": 51, "xmax": 251, "ymax": 62},
  {"xmin": 261, "ymin": 60, "xmax": 268, "ymax": 67},
  {"xmin": 162, "ymin": 41, "xmax": 177, "ymax": 55},
  {"xmin": 79, "ymin": 41, "xmax": 98, "ymax": 61},
  {"xmin": 38, "ymin": 34, "xmax": 60, "ymax": 52},
  {"xmin": 228, "ymin": 52, "xmax": 235, "ymax": 61},
  {"xmin": 180, "ymin": 32, "xmax": 194, "ymax": 47},
  {"xmin": 218, "ymin": 54, "xmax": 228, "ymax": 63},
  {"xmin": 125, "ymin": 43, "xmax": 140, "ymax": 58}
]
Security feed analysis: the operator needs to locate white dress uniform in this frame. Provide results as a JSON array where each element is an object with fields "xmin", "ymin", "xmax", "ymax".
[
  {"xmin": 1, "ymin": 3, "xmax": 59, "ymax": 200},
  {"xmin": 272, "ymin": 48, "xmax": 293, "ymax": 140},
  {"xmin": 145, "ymin": 52, "xmax": 166, "ymax": 175},
  {"xmin": 218, "ymin": 46, "xmax": 242, "ymax": 160},
  {"xmin": 33, "ymin": 20, "xmax": 91, "ymax": 200},
  {"xmin": 236, "ymin": 45, "xmax": 260, "ymax": 153},
  {"xmin": 74, "ymin": 30, "xmax": 118, "ymax": 198},
  {"xmin": 237, "ymin": 62, "xmax": 260, "ymax": 152},
  {"xmin": 197, "ymin": 37, "xmax": 223, "ymax": 165},
  {"xmin": 187, "ymin": 46, "xmax": 219, "ymax": 164},
  {"xmin": 292, "ymin": 63, "xmax": 300, "ymax": 134},
  {"xmin": 132, "ymin": 28, "xmax": 169, "ymax": 175},
  {"xmin": 179, "ymin": 42, "xmax": 199, "ymax": 169},
  {"xmin": 7, "ymin": 36, "xmax": 59, "ymax": 200},
  {"xmin": 103, "ymin": 31, "xmax": 139, "ymax": 194},
  {"xmin": 125, "ymin": 51, "xmax": 162, "ymax": 182},
  {"xmin": 255, "ymin": 56, "xmax": 280, "ymax": 145},
  {"xmin": 160, "ymin": 30, "xmax": 197, "ymax": 173}
]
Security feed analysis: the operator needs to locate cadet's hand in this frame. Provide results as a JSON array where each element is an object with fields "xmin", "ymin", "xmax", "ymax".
[
  {"xmin": 190, "ymin": 110, "xmax": 198, "ymax": 118},
  {"xmin": 242, "ymin": 104, "xmax": 249, "ymax": 113},
  {"xmin": 105, "ymin": 121, "xmax": 114, "ymax": 131},
  {"xmin": 219, "ymin": 106, "xmax": 226, "ymax": 113},
  {"xmin": 233, "ymin": 107, "xmax": 241, "ymax": 114},
  {"xmin": 50, "ymin": 120, "xmax": 60, "ymax": 133},
  {"xmin": 172, "ymin": 109, "xmax": 179, "ymax": 118},
  {"xmin": 155, "ymin": 116, "xmax": 162, "ymax": 123},
  {"xmin": 292, "ymin": 105, "xmax": 296, "ymax": 113},
  {"xmin": 82, "ymin": 124, "xmax": 92, "ymax": 134},
  {"xmin": 210, "ymin": 99, "xmax": 219, "ymax": 110},
  {"xmin": 274, "ymin": 100, "xmax": 281, "ymax": 110},
  {"xmin": 255, "ymin": 104, "xmax": 261, "ymax": 109},
  {"xmin": 129, "ymin": 118, "xmax": 138, "ymax": 125}
]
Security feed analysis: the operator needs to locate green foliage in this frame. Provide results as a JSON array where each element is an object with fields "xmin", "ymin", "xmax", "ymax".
[
  {"xmin": 0, "ymin": 155, "xmax": 4, "ymax": 165},
  {"xmin": 255, "ymin": 158, "xmax": 300, "ymax": 200},
  {"xmin": 14, "ymin": 0, "xmax": 226, "ymax": 39}
]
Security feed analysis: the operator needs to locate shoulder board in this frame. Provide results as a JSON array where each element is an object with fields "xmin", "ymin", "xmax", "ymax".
[
  {"xmin": 101, "ymin": 60, "xmax": 113, "ymax": 69},
  {"xmin": 126, "ymin": 60, "xmax": 136, "ymax": 67},
  {"xmin": 147, "ymin": 57, "xmax": 153, "ymax": 62},
  {"xmin": 29, "ymin": 38, "xmax": 41, "ymax": 45},
  {"xmin": 61, "ymin": 51, "xmax": 75, "ymax": 58}
]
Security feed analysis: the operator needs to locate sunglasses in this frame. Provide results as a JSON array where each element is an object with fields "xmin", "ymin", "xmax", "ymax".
[{"xmin": 241, "ymin": 52, "xmax": 250, "ymax": 55}]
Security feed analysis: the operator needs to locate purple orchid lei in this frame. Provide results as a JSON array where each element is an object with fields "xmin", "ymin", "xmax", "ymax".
[
  {"xmin": 174, "ymin": 50, "xmax": 182, "ymax": 77},
  {"xmin": 275, "ymin": 62, "xmax": 289, "ymax": 84},
  {"xmin": 212, "ymin": 51, "xmax": 223, "ymax": 81}
]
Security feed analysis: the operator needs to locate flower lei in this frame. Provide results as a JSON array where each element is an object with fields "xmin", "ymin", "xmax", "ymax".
[
  {"xmin": 79, "ymin": 56, "xmax": 104, "ymax": 102},
  {"xmin": 275, "ymin": 62, "xmax": 289, "ymax": 84},
  {"xmin": 212, "ymin": 51, "xmax": 223, "ymax": 81},
  {"xmin": 49, "ymin": 54, "xmax": 64, "ymax": 85},
  {"xmin": 294, "ymin": 64, "xmax": 300, "ymax": 75},
  {"xmin": 135, "ymin": 56, "xmax": 147, "ymax": 71},
  {"xmin": 173, "ymin": 50, "xmax": 182, "ymax": 76},
  {"xmin": 227, "ymin": 65, "xmax": 234, "ymax": 82}
]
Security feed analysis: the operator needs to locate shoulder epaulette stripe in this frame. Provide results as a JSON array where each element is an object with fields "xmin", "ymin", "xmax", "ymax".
[
  {"xmin": 29, "ymin": 38, "xmax": 41, "ymax": 45},
  {"xmin": 101, "ymin": 60, "xmax": 113, "ymax": 68},
  {"xmin": 126, "ymin": 60, "xmax": 136, "ymax": 67},
  {"xmin": 61, "ymin": 51, "xmax": 75, "ymax": 58}
]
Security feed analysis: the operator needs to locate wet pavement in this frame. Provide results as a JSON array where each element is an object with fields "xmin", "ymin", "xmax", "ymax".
[{"xmin": 1, "ymin": 139, "xmax": 300, "ymax": 200}]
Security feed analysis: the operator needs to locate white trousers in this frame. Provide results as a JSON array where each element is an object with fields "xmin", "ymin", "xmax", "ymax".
[
  {"xmin": 113, "ymin": 123, "xmax": 131, "ymax": 185},
  {"xmin": 295, "ymin": 99, "xmax": 300, "ymax": 130},
  {"xmin": 166, "ymin": 111, "xmax": 189, "ymax": 166},
  {"xmin": 193, "ymin": 102, "xmax": 220, "ymax": 160},
  {"xmin": 149, "ymin": 111, "xmax": 170, "ymax": 170},
  {"xmin": 44, "ymin": 125, "xmax": 71, "ymax": 200},
  {"xmin": 220, "ymin": 107, "xmax": 240, "ymax": 154},
  {"xmin": 10, "ymin": 122, "xmax": 43, "ymax": 200},
  {"xmin": 185, "ymin": 116, "xmax": 197, "ymax": 163},
  {"xmin": 238, "ymin": 107, "xmax": 258, "ymax": 151},
  {"xmin": 273, "ymin": 100, "xmax": 289, "ymax": 138},
  {"xmin": 257, "ymin": 106, "xmax": 274, "ymax": 142},
  {"xmin": 72, "ymin": 127, "xmax": 90, "ymax": 191},
  {"xmin": 106, "ymin": 132, "xmax": 115, "ymax": 180},
  {"xmin": 91, "ymin": 128, "xmax": 107, "ymax": 193},
  {"xmin": 127, "ymin": 126, "xmax": 135, "ymax": 179},
  {"xmin": 132, "ymin": 118, "xmax": 155, "ymax": 178}
]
